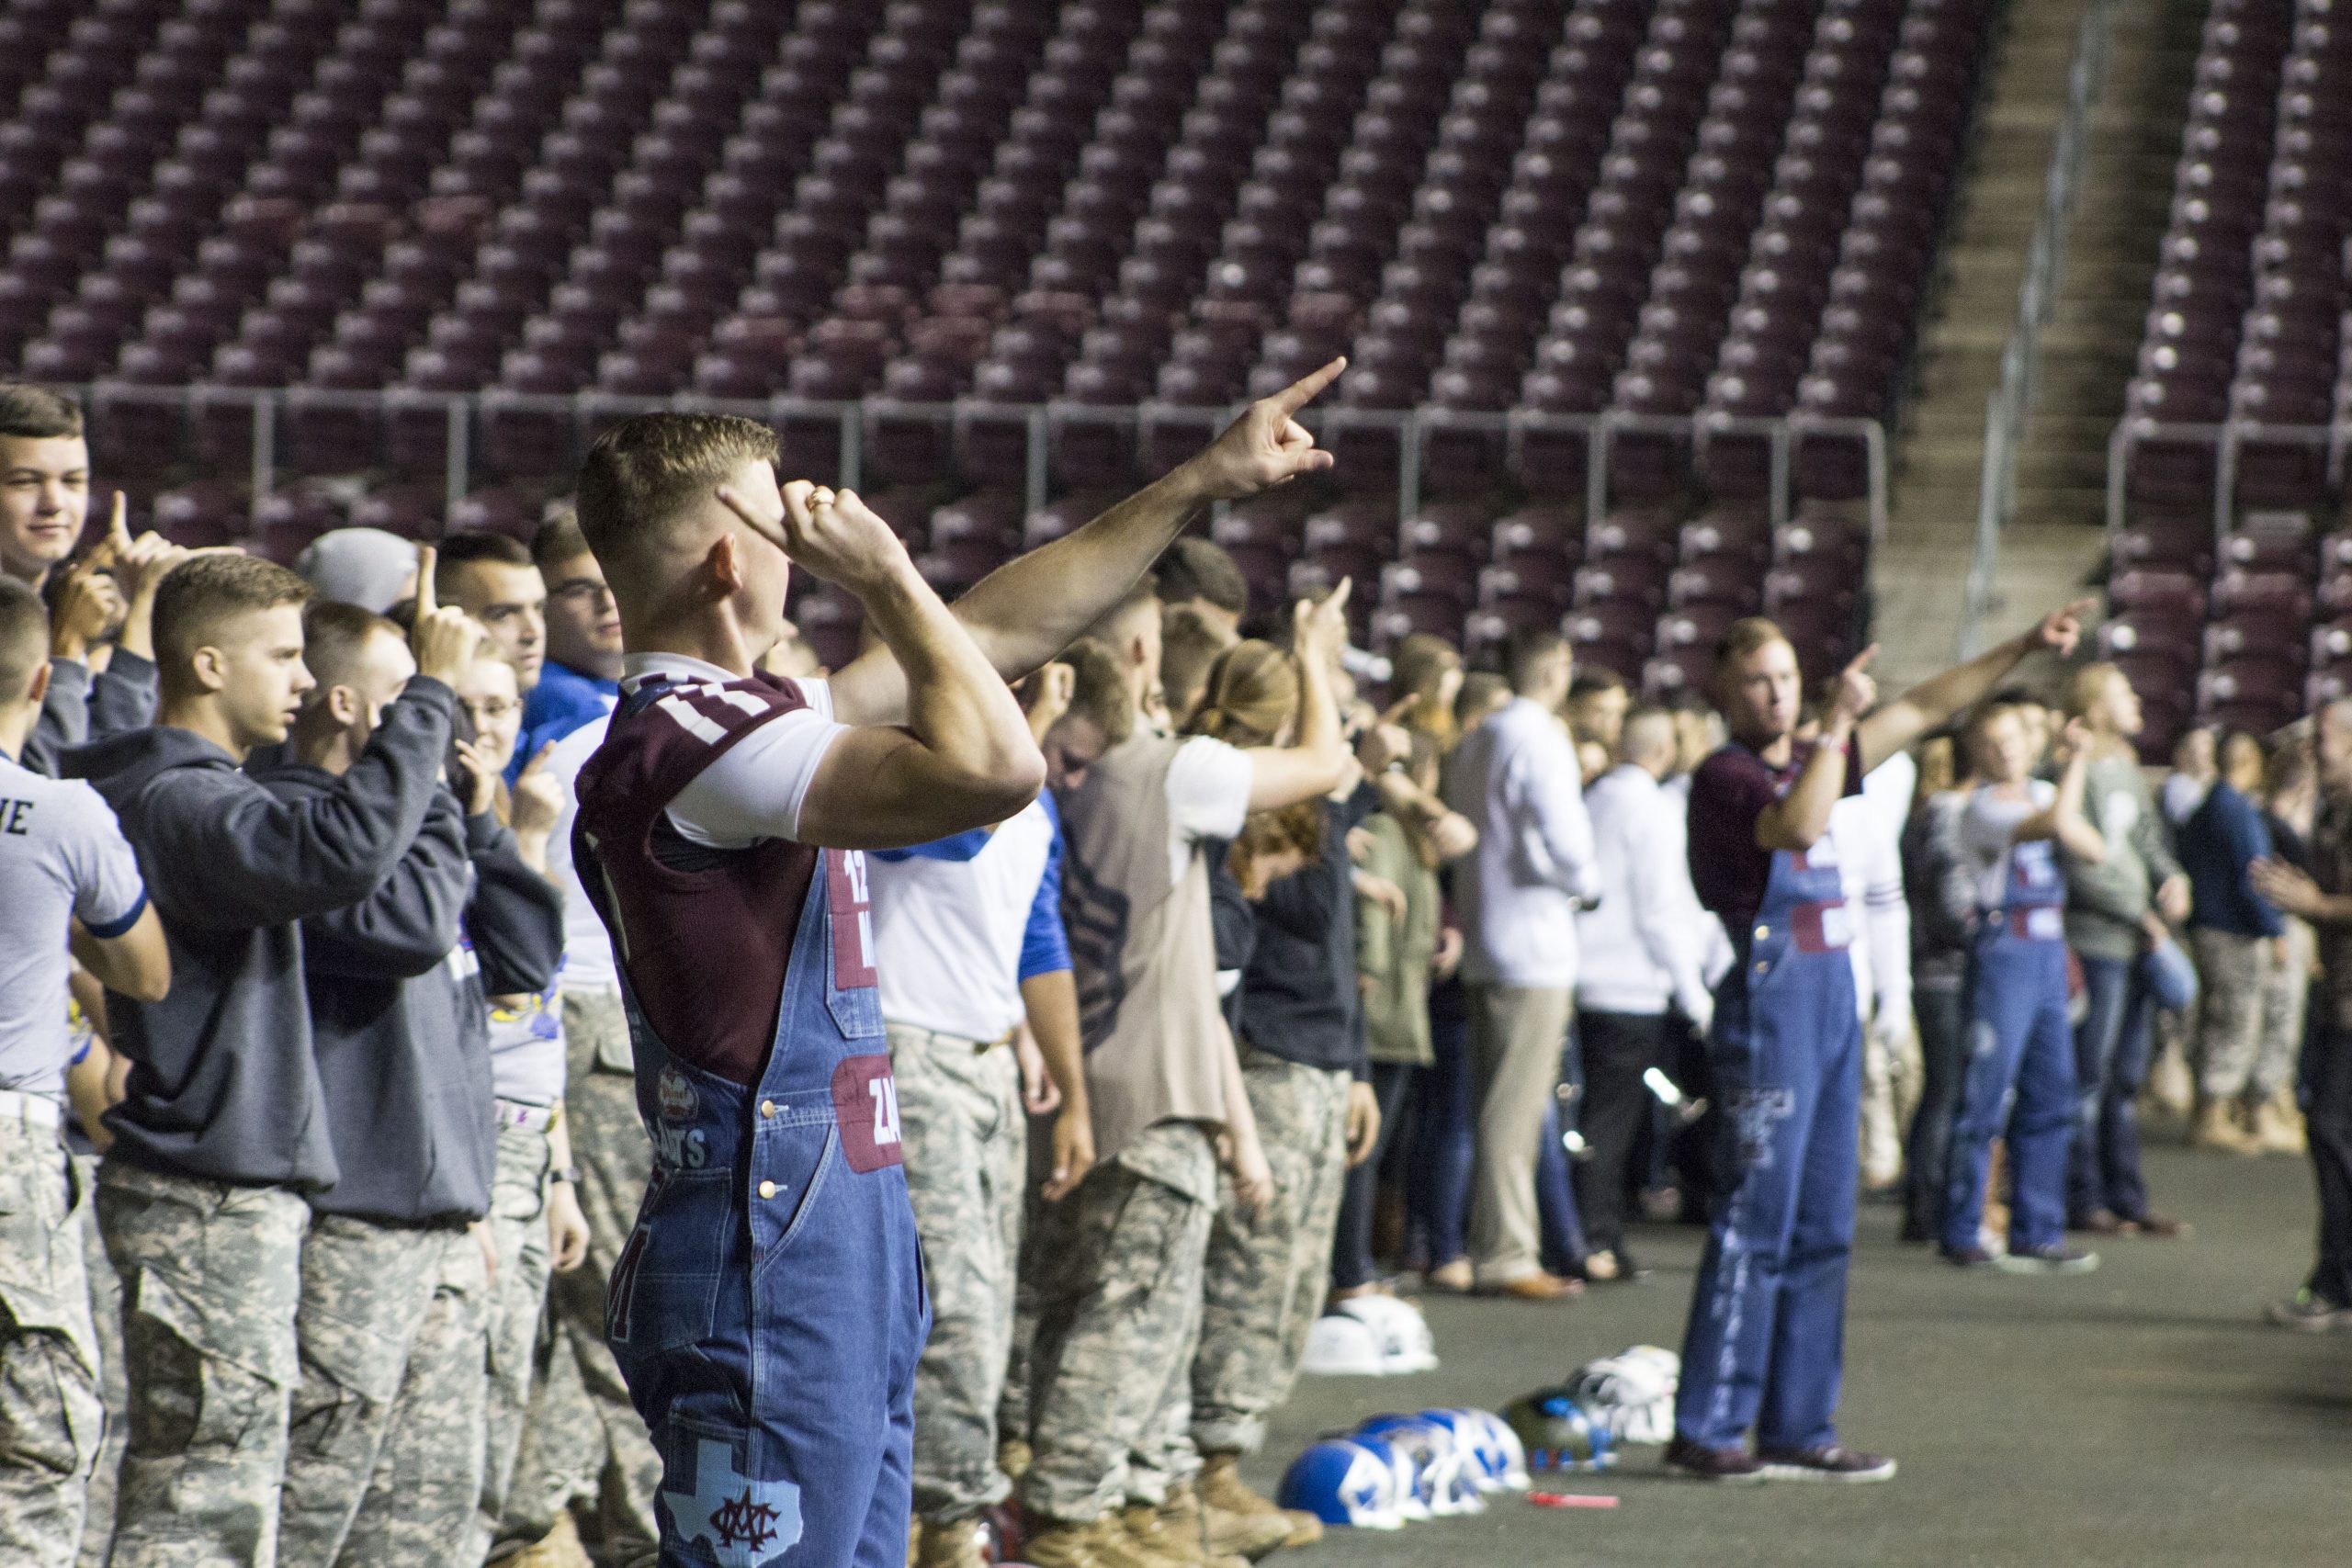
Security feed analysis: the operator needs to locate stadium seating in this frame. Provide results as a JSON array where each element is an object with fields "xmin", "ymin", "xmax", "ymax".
[
  {"xmin": 2107, "ymin": 0, "xmax": 2352, "ymax": 752},
  {"xmin": 2, "ymin": 0, "xmax": 1996, "ymax": 673}
]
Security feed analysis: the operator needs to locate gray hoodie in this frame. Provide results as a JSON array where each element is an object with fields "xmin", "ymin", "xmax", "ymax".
[
  {"xmin": 2064, "ymin": 754, "xmax": 2181, "ymax": 963},
  {"xmin": 24, "ymin": 653, "xmax": 157, "ymax": 776},
  {"xmin": 260, "ymin": 764, "xmax": 563, "ymax": 1223},
  {"xmin": 63, "ymin": 680, "xmax": 454, "ymax": 1189}
]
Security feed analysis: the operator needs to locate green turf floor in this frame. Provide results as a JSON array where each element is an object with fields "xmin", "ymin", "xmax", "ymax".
[{"xmin": 1245, "ymin": 1145, "xmax": 2351, "ymax": 1567}]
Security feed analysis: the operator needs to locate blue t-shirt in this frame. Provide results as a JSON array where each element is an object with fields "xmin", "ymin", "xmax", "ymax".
[{"xmin": 513, "ymin": 660, "xmax": 619, "ymax": 780}]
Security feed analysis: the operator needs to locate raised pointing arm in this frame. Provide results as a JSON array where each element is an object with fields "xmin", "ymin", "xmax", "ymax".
[{"xmin": 827, "ymin": 359, "xmax": 1347, "ymax": 728}]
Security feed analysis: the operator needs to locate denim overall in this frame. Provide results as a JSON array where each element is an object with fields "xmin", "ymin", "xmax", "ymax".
[
  {"xmin": 1675, "ymin": 832, "xmax": 1861, "ymax": 1453},
  {"xmin": 605, "ymin": 848, "xmax": 929, "ymax": 1567},
  {"xmin": 1943, "ymin": 823, "xmax": 2075, "ymax": 1256}
]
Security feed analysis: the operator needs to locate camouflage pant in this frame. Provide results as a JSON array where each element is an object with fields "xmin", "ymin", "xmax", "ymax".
[
  {"xmin": 1192, "ymin": 1048, "xmax": 1351, "ymax": 1458},
  {"xmin": 73, "ymin": 1148, "xmax": 125, "ymax": 1568},
  {"xmin": 1018, "ymin": 1121, "xmax": 1216, "ymax": 1525},
  {"xmin": 276, "ymin": 1213, "xmax": 445, "ymax": 1567},
  {"xmin": 497, "ymin": 987, "xmax": 659, "ymax": 1562},
  {"xmin": 995, "ymin": 1111, "xmax": 1059, "ymax": 1449},
  {"xmin": 96, "ymin": 1158, "xmax": 308, "ymax": 1568},
  {"xmin": 0, "ymin": 1120, "xmax": 103, "ymax": 1568},
  {"xmin": 890, "ymin": 1025, "xmax": 1025, "ymax": 1524},
  {"xmin": 469, "ymin": 1118, "xmax": 554, "ymax": 1562},
  {"xmin": 330, "ymin": 1225, "xmax": 490, "ymax": 1568},
  {"xmin": 2193, "ymin": 928, "xmax": 2280, "ymax": 1101}
]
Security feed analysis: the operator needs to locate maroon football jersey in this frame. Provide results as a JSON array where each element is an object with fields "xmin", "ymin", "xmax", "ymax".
[{"xmin": 573, "ymin": 670, "xmax": 844, "ymax": 1086}]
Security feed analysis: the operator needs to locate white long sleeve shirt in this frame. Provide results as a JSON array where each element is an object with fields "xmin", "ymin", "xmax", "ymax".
[
  {"xmin": 1831, "ymin": 753, "xmax": 1916, "ymax": 1025},
  {"xmin": 1444, "ymin": 696, "xmax": 1600, "ymax": 988},
  {"xmin": 1577, "ymin": 763, "xmax": 1715, "ymax": 1020}
]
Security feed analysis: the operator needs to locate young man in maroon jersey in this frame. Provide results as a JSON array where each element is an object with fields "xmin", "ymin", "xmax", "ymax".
[{"xmin": 571, "ymin": 365, "xmax": 1343, "ymax": 1568}]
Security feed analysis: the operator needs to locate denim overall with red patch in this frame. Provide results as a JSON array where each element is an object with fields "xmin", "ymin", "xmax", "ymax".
[
  {"xmin": 1943, "ymin": 807, "xmax": 2076, "ymax": 1256},
  {"xmin": 578, "ymin": 671, "xmax": 927, "ymax": 1568},
  {"xmin": 1675, "ymin": 825, "xmax": 1861, "ymax": 1453}
]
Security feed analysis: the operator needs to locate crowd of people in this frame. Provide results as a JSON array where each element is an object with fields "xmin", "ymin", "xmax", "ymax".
[{"xmin": 2, "ymin": 363, "xmax": 2348, "ymax": 1568}]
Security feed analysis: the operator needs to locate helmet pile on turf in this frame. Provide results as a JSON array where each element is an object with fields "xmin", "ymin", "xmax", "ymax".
[{"xmin": 1277, "ymin": 1408, "xmax": 1532, "ymax": 1530}]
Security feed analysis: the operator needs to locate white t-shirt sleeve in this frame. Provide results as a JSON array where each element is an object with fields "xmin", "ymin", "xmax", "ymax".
[
  {"xmin": 663, "ymin": 680, "xmax": 848, "ymax": 849},
  {"xmin": 60, "ymin": 784, "xmax": 147, "ymax": 936},
  {"xmin": 1165, "ymin": 735, "xmax": 1255, "ymax": 848}
]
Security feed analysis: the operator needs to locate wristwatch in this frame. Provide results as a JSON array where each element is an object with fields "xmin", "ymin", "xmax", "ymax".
[{"xmin": 550, "ymin": 1166, "xmax": 580, "ymax": 1187}]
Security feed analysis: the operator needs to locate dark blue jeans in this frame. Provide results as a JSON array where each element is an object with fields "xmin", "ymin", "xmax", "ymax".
[
  {"xmin": 2070, "ymin": 953, "xmax": 2155, "ymax": 1224},
  {"xmin": 1408, "ymin": 1005, "xmax": 1475, "ymax": 1268},
  {"xmin": 1902, "ymin": 982, "xmax": 1965, "ymax": 1238}
]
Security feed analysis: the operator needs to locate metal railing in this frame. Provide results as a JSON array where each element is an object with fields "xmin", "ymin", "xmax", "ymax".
[
  {"xmin": 2104, "ymin": 418, "xmax": 2346, "ymax": 541},
  {"xmin": 78, "ymin": 379, "xmax": 1887, "ymax": 548},
  {"xmin": 1957, "ymin": 0, "xmax": 2116, "ymax": 658}
]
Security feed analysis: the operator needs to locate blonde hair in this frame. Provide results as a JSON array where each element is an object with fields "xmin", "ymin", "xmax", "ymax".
[
  {"xmin": 1187, "ymin": 639, "xmax": 1299, "ymax": 749},
  {"xmin": 2067, "ymin": 660, "xmax": 2122, "ymax": 720}
]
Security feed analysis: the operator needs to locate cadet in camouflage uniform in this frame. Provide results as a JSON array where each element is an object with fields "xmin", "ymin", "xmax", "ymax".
[
  {"xmin": 867, "ymin": 757, "xmax": 1086, "ymax": 1568},
  {"xmin": 1018, "ymin": 590, "xmax": 1351, "ymax": 1568},
  {"xmin": 66, "ymin": 558, "xmax": 468, "ymax": 1568},
  {"xmin": 260, "ymin": 607, "xmax": 561, "ymax": 1567}
]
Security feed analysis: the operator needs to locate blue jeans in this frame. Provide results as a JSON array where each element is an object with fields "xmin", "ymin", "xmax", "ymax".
[
  {"xmin": 2069, "ymin": 953, "xmax": 2154, "ymax": 1224},
  {"xmin": 1408, "ymin": 1002, "xmax": 1475, "ymax": 1268},
  {"xmin": 1944, "ymin": 938, "xmax": 2075, "ymax": 1255}
]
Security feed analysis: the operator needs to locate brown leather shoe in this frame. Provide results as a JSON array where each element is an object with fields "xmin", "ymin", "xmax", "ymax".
[
  {"xmin": 2076, "ymin": 1208, "xmax": 2127, "ymax": 1235},
  {"xmin": 1480, "ymin": 1270, "xmax": 1584, "ymax": 1301},
  {"xmin": 2122, "ymin": 1211, "xmax": 2189, "ymax": 1239}
]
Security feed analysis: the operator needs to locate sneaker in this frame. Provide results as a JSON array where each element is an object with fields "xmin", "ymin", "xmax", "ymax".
[
  {"xmin": 1943, "ymin": 1245, "xmax": 1999, "ymax": 1269},
  {"xmin": 1995, "ymin": 1245, "xmax": 2099, "ymax": 1275},
  {"xmin": 1663, "ymin": 1437, "xmax": 1767, "ymax": 1484},
  {"xmin": 1195, "ymin": 1454, "xmax": 1314, "ymax": 1557},
  {"xmin": 2265, "ymin": 1289, "xmax": 2352, "ymax": 1332},
  {"xmin": 1756, "ymin": 1445, "xmax": 1898, "ymax": 1483}
]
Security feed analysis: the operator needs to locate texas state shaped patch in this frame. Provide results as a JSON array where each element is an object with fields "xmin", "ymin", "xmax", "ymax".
[{"xmin": 662, "ymin": 1437, "xmax": 805, "ymax": 1565}]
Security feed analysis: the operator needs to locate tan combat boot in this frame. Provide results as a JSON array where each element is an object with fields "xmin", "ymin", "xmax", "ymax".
[
  {"xmin": 1149, "ymin": 1483, "xmax": 1253, "ymax": 1567},
  {"xmin": 998, "ymin": 1437, "xmax": 1035, "ymax": 1481},
  {"xmin": 2254, "ymin": 1094, "xmax": 2306, "ymax": 1155},
  {"xmin": 500, "ymin": 1512, "xmax": 594, "ymax": 1568},
  {"xmin": 2191, "ymin": 1100, "xmax": 2258, "ymax": 1154},
  {"xmin": 1196, "ymin": 1453, "xmax": 1318, "ymax": 1557},
  {"xmin": 1020, "ymin": 1514, "xmax": 1119, "ymax": 1568},
  {"xmin": 913, "ymin": 1517, "xmax": 989, "ymax": 1568}
]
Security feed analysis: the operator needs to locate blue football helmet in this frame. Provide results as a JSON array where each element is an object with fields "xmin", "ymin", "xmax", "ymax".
[{"xmin": 1277, "ymin": 1438, "xmax": 1407, "ymax": 1529}]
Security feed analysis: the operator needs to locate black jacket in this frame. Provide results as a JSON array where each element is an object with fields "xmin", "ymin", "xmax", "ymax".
[{"xmin": 64, "ymin": 681, "xmax": 454, "ymax": 1189}]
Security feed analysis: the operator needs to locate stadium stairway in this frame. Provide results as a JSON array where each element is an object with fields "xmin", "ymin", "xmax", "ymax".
[{"xmin": 1873, "ymin": 0, "xmax": 2199, "ymax": 688}]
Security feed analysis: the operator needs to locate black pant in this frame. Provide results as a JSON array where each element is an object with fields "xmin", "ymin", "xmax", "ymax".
[
  {"xmin": 1571, "ymin": 1010, "xmax": 1667, "ymax": 1255},
  {"xmin": 2305, "ymin": 1025, "xmax": 2352, "ymax": 1306},
  {"xmin": 1904, "ymin": 981, "xmax": 1967, "ymax": 1238},
  {"xmin": 1329, "ymin": 1061, "xmax": 1414, "ymax": 1292}
]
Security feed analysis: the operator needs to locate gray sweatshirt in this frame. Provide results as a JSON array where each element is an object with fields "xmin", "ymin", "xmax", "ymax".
[
  {"xmin": 63, "ymin": 681, "xmax": 455, "ymax": 1189},
  {"xmin": 24, "ymin": 653, "xmax": 157, "ymax": 776},
  {"xmin": 260, "ymin": 764, "xmax": 563, "ymax": 1223},
  {"xmin": 2064, "ymin": 753, "xmax": 2181, "ymax": 963}
]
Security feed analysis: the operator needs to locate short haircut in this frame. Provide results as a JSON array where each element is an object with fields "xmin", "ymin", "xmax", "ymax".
[
  {"xmin": 1456, "ymin": 670, "xmax": 1510, "ymax": 725},
  {"xmin": 435, "ymin": 529, "xmax": 534, "ymax": 594},
  {"xmin": 1569, "ymin": 666, "xmax": 1628, "ymax": 701},
  {"xmin": 1081, "ymin": 576, "xmax": 1160, "ymax": 648},
  {"xmin": 1058, "ymin": 637, "xmax": 1136, "ymax": 749},
  {"xmin": 1713, "ymin": 615, "xmax": 1790, "ymax": 670},
  {"xmin": 153, "ymin": 554, "xmax": 311, "ymax": 682},
  {"xmin": 1621, "ymin": 703, "xmax": 1677, "ymax": 765},
  {"xmin": 1160, "ymin": 603, "xmax": 1238, "ymax": 727},
  {"xmin": 0, "ymin": 383, "xmax": 83, "ymax": 442},
  {"xmin": 576, "ymin": 412, "xmax": 781, "ymax": 568},
  {"xmin": 1505, "ymin": 628, "xmax": 1569, "ymax": 692},
  {"xmin": 301, "ymin": 600, "xmax": 401, "ymax": 694},
  {"xmin": 0, "ymin": 578, "xmax": 50, "ymax": 701},
  {"xmin": 530, "ymin": 505, "xmax": 592, "ymax": 571},
  {"xmin": 1155, "ymin": 537, "xmax": 1250, "ymax": 618}
]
